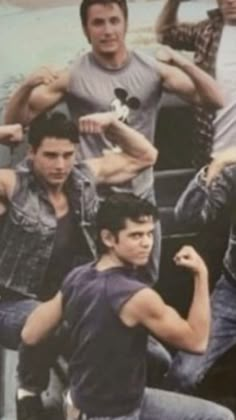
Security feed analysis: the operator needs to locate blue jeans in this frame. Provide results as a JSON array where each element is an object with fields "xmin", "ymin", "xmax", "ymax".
[
  {"xmin": 74, "ymin": 388, "xmax": 234, "ymax": 420},
  {"xmin": 0, "ymin": 297, "xmax": 39, "ymax": 350},
  {"xmin": 164, "ymin": 274, "xmax": 236, "ymax": 392}
]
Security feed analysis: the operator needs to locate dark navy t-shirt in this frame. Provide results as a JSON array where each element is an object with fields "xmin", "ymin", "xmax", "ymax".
[{"xmin": 61, "ymin": 262, "xmax": 149, "ymax": 417}]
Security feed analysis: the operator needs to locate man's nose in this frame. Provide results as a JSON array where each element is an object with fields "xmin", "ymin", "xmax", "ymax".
[
  {"xmin": 104, "ymin": 21, "xmax": 113, "ymax": 34},
  {"xmin": 55, "ymin": 156, "xmax": 65, "ymax": 169},
  {"xmin": 141, "ymin": 235, "xmax": 152, "ymax": 248}
]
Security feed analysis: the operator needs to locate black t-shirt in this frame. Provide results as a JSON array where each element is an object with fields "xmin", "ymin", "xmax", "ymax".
[
  {"xmin": 39, "ymin": 210, "xmax": 91, "ymax": 300},
  {"xmin": 61, "ymin": 262, "xmax": 149, "ymax": 417}
]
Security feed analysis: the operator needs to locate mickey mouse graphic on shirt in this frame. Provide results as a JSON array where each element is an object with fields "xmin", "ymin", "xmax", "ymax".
[{"xmin": 111, "ymin": 88, "xmax": 140, "ymax": 123}]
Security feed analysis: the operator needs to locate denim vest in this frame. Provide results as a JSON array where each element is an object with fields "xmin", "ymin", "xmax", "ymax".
[
  {"xmin": 175, "ymin": 165, "xmax": 236, "ymax": 283},
  {"xmin": 0, "ymin": 161, "xmax": 98, "ymax": 298}
]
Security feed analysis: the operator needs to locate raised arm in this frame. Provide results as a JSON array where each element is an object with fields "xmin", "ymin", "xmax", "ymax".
[
  {"xmin": 0, "ymin": 124, "xmax": 23, "ymax": 211},
  {"xmin": 155, "ymin": 0, "xmax": 200, "ymax": 50},
  {"xmin": 155, "ymin": 0, "xmax": 181, "ymax": 42},
  {"xmin": 4, "ymin": 68, "xmax": 69, "ymax": 126},
  {"xmin": 21, "ymin": 292, "xmax": 63, "ymax": 345},
  {"xmin": 81, "ymin": 112, "xmax": 158, "ymax": 185},
  {"xmin": 120, "ymin": 246, "xmax": 209, "ymax": 353},
  {"xmin": 156, "ymin": 46, "xmax": 224, "ymax": 109}
]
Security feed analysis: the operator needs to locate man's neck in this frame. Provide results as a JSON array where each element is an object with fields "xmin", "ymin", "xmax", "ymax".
[
  {"xmin": 96, "ymin": 253, "xmax": 126, "ymax": 271},
  {"xmin": 93, "ymin": 48, "xmax": 129, "ymax": 70}
]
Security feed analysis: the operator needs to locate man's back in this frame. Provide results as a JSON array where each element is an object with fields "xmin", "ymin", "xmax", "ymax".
[{"xmin": 62, "ymin": 262, "xmax": 148, "ymax": 417}]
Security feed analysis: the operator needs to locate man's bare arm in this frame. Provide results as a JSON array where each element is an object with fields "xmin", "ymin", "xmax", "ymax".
[
  {"xmin": 0, "ymin": 125, "xmax": 23, "ymax": 207},
  {"xmin": 4, "ymin": 68, "xmax": 69, "ymax": 126},
  {"xmin": 155, "ymin": 0, "xmax": 181, "ymax": 41},
  {"xmin": 121, "ymin": 246, "xmax": 210, "ymax": 353},
  {"xmin": 0, "ymin": 124, "xmax": 23, "ymax": 146},
  {"xmin": 157, "ymin": 46, "xmax": 224, "ymax": 109},
  {"xmin": 21, "ymin": 292, "xmax": 63, "ymax": 345},
  {"xmin": 81, "ymin": 112, "xmax": 158, "ymax": 185}
]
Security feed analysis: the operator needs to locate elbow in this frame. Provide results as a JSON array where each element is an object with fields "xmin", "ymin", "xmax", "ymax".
[
  {"xmin": 214, "ymin": 94, "xmax": 225, "ymax": 110},
  {"xmin": 198, "ymin": 92, "xmax": 225, "ymax": 112},
  {"xmin": 189, "ymin": 337, "xmax": 208, "ymax": 354},
  {"xmin": 143, "ymin": 148, "xmax": 158, "ymax": 168},
  {"xmin": 206, "ymin": 97, "xmax": 224, "ymax": 112},
  {"xmin": 21, "ymin": 325, "xmax": 39, "ymax": 346}
]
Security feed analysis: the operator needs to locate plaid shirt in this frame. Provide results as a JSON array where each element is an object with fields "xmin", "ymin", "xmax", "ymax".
[{"xmin": 161, "ymin": 8, "xmax": 224, "ymax": 168}]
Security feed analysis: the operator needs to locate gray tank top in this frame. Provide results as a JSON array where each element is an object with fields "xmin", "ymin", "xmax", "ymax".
[{"xmin": 67, "ymin": 50, "xmax": 162, "ymax": 198}]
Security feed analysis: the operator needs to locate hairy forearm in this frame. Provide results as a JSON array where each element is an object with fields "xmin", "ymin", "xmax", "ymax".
[
  {"xmin": 187, "ymin": 268, "xmax": 210, "ymax": 352},
  {"xmin": 179, "ymin": 60, "xmax": 224, "ymax": 109},
  {"xmin": 4, "ymin": 83, "xmax": 34, "ymax": 126},
  {"xmin": 155, "ymin": 0, "xmax": 181, "ymax": 38},
  {"xmin": 106, "ymin": 118, "xmax": 158, "ymax": 165}
]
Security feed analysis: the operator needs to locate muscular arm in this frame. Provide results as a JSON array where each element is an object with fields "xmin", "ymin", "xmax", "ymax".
[
  {"xmin": 0, "ymin": 125, "xmax": 22, "ymax": 212},
  {"xmin": 121, "ymin": 246, "xmax": 209, "ymax": 353},
  {"xmin": 4, "ymin": 68, "xmax": 69, "ymax": 126},
  {"xmin": 157, "ymin": 46, "xmax": 224, "ymax": 109},
  {"xmin": 81, "ymin": 113, "xmax": 158, "ymax": 185},
  {"xmin": 21, "ymin": 292, "xmax": 63, "ymax": 345}
]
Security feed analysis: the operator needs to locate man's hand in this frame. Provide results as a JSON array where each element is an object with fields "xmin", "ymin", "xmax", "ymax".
[
  {"xmin": 22, "ymin": 66, "xmax": 60, "ymax": 89},
  {"xmin": 0, "ymin": 124, "xmax": 23, "ymax": 145},
  {"xmin": 79, "ymin": 112, "xmax": 116, "ymax": 134},
  {"xmin": 174, "ymin": 245, "xmax": 207, "ymax": 276},
  {"xmin": 206, "ymin": 148, "xmax": 236, "ymax": 185}
]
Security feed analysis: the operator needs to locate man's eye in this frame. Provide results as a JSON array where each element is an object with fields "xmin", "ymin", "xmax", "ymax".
[{"xmin": 131, "ymin": 234, "xmax": 141, "ymax": 239}]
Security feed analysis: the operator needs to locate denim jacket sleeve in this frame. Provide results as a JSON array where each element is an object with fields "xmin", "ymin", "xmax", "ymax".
[{"xmin": 175, "ymin": 165, "xmax": 236, "ymax": 228}]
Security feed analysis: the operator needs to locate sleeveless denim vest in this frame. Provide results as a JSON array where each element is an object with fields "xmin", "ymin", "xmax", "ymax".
[{"xmin": 0, "ymin": 161, "xmax": 98, "ymax": 298}]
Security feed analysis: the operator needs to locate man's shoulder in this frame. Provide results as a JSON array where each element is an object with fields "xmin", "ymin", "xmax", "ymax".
[
  {"xmin": 105, "ymin": 266, "xmax": 149, "ymax": 314},
  {"xmin": 69, "ymin": 51, "xmax": 94, "ymax": 72},
  {"xmin": 105, "ymin": 267, "xmax": 148, "ymax": 296},
  {"xmin": 131, "ymin": 49, "xmax": 158, "ymax": 68},
  {"xmin": 62, "ymin": 262, "xmax": 94, "ymax": 293}
]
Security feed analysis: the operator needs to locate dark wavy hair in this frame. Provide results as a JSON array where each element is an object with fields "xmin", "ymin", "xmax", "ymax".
[
  {"xmin": 96, "ymin": 192, "xmax": 159, "ymax": 254},
  {"xmin": 80, "ymin": 0, "xmax": 128, "ymax": 27},
  {"xmin": 28, "ymin": 112, "xmax": 79, "ymax": 151}
]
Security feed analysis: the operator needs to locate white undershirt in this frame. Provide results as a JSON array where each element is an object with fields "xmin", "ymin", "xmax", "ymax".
[{"xmin": 213, "ymin": 24, "xmax": 236, "ymax": 155}]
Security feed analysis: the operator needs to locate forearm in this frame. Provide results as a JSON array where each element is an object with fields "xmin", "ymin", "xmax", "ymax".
[
  {"xmin": 178, "ymin": 59, "xmax": 224, "ymax": 109},
  {"xmin": 4, "ymin": 82, "xmax": 35, "ymax": 126},
  {"xmin": 155, "ymin": 0, "xmax": 181, "ymax": 39},
  {"xmin": 106, "ymin": 118, "xmax": 158, "ymax": 165},
  {"xmin": 186, "ymin": 268, "xmax": 210, "ymax": 352},
  {"xmin": 21, "ymin": 294, "xmax": 62, "ymax": 345}
]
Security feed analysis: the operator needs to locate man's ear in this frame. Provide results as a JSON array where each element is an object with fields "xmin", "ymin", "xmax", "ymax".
[{"xmin": 100, "ymin": 229, "xmax": 116, "ymax": 250}]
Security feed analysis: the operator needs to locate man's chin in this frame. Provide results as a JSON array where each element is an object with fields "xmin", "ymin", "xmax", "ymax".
[{"xmin": 47, "ymin": 178, "xmax": 66, "ymax": 187}]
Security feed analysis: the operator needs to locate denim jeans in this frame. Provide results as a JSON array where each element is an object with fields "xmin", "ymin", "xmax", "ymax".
[
  {"xmin": 0, "ymin": 297, "xmax": 39, "ymax": 350},
  {"xmin": 68, "ymin": 388, "xmax": 234, "ymax": 420},
  {"xmin": 164, "ymin": 274, "xmax": 236, "ymax": 392}
]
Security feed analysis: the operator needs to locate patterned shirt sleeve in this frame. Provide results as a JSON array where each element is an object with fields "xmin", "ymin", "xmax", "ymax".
[{"xmin": 161, "ymin": 20, "xmax": 208, "ymax": 52}]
